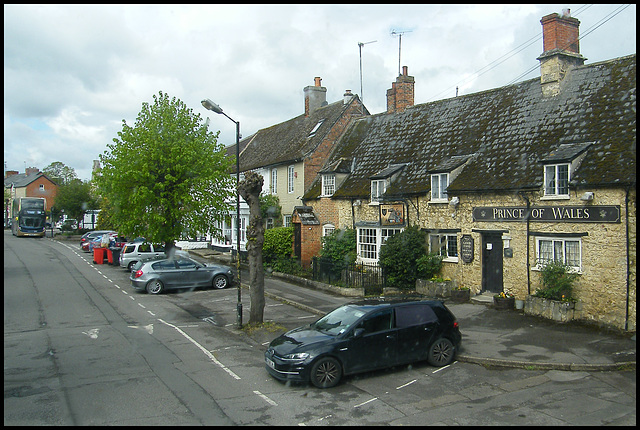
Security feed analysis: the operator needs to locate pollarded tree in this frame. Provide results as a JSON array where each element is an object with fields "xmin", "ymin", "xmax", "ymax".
[{"xmin": 97, "ymin": 91, "xmax": 234, "ymax": 253}]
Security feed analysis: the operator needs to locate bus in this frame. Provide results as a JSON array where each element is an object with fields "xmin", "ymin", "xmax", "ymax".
[{"xmin": 11, "ymin": 197, "xmax": 47, "ymax": 237}]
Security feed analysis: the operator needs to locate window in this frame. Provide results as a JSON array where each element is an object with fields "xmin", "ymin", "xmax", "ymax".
[
  {"xmin": 39, "ymin": 184, "xmax": 45, "ymax": 191},
  {"xmin": 288, "ymin": 165, "xmax": 295, "ymax": 193},
  {"xmin": 544, "ymin": 164, "xmax": 569, "ymax": 196},
  {"xmin": 395, "ymin": 304, "xmax": 437, "ymax": 328},
  {"xmin": 536, "ymin": 237, "xmax": 581, "ymax": 270},
  {"xmin": 431, "ymin": 173, "xmax": 448, "ymax": 201},
  {"xmin": 283, "ymin": 215, "xmax": 292, "ymax": 227},
  {"xmin": 371, "ymin": 179, "xmax": 386, "ymax": 203},
  {"xmin": 265, "ymin": 218, "xmax": 274, "ymax": 230},
  {"xmin": 322, "ymin": 174, "xmax": 335, "ymax": 196},
  {"xmin": 357, "ymin": 227, "xmax": 402, "ymax": 262},
  {"xmin": 322, "ymin": 224, "xmax": 335, "ymax": 237},
  {"xmin": 357, "ymin": 310, "xmax": 392, "ymax": 334},
  {"xmin": 429, "ymin": 233, "xmax": 458, "ymax": 260},
  {"xmin": 308, "ymin": 119, "xmax": 324, "ymax": 137},
  {"xmin": 271, "ymin": 169, "xmax": 277, "ymax": 194}
]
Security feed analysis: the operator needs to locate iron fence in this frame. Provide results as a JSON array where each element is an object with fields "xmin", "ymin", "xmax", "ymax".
[{"xmin": 312, "ymin": 257, "xmax": 385, "ymax": 295}]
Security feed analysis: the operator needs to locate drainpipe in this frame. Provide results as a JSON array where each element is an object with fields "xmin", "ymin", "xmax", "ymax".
[
  {"xmin": 624, "ymin": 186, "xmax": 631, "ymax": 331},
  {"xmin": 519, "ymin": 192, "xmax": 531, "ymax": 295}
]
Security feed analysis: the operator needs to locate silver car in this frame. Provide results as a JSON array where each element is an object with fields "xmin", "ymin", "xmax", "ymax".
[
  {"xmin": 130, "ymin": 256, "xmax": 235, "ymax": 294},
  {"xmin": 119, "ymin": 242, "xmax": 187, "ymax": 271}
]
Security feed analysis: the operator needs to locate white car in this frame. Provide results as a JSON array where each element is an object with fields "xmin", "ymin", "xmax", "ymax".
[{"xmin": 118, "ymin": 242, "xmax": 188, "ymax": 271}]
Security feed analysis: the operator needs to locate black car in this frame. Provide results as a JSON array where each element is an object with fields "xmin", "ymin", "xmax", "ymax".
[{"xmin": 265, "ymin": 299, "xmax": 462, "ymax": 388}]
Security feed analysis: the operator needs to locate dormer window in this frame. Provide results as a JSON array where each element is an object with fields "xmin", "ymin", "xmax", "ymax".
[
  {"xmin": 322, "ymin": 174, "xmax": 335, "ymax": 196},
  {"xmin": 544, "ymin": 163, "xmax": 569, "ymax": 197},
  {"xmin": 371, "ymin": 179, "xmax": 387, "ymax": 203},
  {"xmin": 431, "ymin": 173, "xmax": 449, "ymax": 202}
]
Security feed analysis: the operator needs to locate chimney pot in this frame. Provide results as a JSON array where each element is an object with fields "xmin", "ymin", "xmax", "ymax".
[
  {"xmin": 402, "ymin": 66, "xmax": 408, "ymax": 76},
  {"xmin": 314, "ymin": 77, "xmax": 322, "ymax": 87}
]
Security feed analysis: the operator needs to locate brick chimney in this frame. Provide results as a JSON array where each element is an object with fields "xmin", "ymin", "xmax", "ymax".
[
  {"xmin": 537, "ymin": 9, "xmax": 586, "ymax": 97},
  {"xmin": 5, "ymin": 170, "xmax": 18, "ymax": 179},
  {"xmin": 304, "ymin": 77, "xmax": 327, "ymax": 117},
  {"xmin": 25, "ymin": 167, "xmax": 40, "ymax": 176},
  {"xmin": 386, "ymin": 66, "xmax": 414, "ymax": 114}
]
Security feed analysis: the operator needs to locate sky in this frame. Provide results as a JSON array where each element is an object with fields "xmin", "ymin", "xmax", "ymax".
[{"xmin": 4, "ymin": 4, "xmax": 636, "ymax": 182}]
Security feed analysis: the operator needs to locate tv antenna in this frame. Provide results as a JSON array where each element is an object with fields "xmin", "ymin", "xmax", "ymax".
[
  {"xmin": 358, "ymin": 40, "xmax": 377, "ymax": 104},
  {"xmin": 391, "ymin": 29, "xmax": 412, "ymax": 76}
]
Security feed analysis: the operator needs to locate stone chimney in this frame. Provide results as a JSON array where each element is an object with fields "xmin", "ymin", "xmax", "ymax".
[
  {"xmin": 343, "ymin": 89, "xmax": 355, "ymax": 105},
  {"xmin": 304, "ymin": 77, "xmax": 327, "ymax": 117},
  {"xmin": 537, "ymin": 9, "xmax": 586, "ymax": 97},
  {"xmin": 386, "ymin": 66, "xmax": 414, "ymax": 114}
]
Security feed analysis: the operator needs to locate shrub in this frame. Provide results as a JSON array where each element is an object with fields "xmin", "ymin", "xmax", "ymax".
[
  {"xmin": 535, "ymin": 260, "xmax": 579, "ymax": 301},
  {"xmin": 416, "ymin": 252, "xmax": 444, "ymax": 280},
  {"xmin": 319, "ymin": 228, "xmax": 357, "ymax": 267},
  {"xmin": 262, "ymin": 226, "xmax": 293, "ymax": 266},
  {"xmin": 379, "ymin": 226, "xmax": 428, "ymax": 290}
]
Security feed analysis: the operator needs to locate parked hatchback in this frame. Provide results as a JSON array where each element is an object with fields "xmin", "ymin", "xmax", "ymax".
[
  {"xmin": 80, "ymin": 230, "xmax": 116, "ymax": 251},
  {"xmin": 265, "ymin": 299, "xmax": 461, "ymax": 388},
  {"xmin": 119, "ymin": 242, "xmax": 179, "ymax": 271},
  {"xmin": 130, "ymin": 256, "xmax": 235, "ymax": 294}
]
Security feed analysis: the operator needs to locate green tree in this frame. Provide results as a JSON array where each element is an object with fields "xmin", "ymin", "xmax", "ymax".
[
  {"xmin": 379, "ymin": 226, "xmax": 428, "ymax": 290},
  {"xmin": 96, "ymin": 91, "xmax": 234, "ymax": 252},
  {"xmin": 43, "ymin": 161, "xmax": 78, "ymax": 185},
  {"xmin": 319, "ymin": 228, "xmax": 357, "ymax": 267},
  {"xmin": 53, "ymin": 179, "xmax": 99, "ymax": 229}
]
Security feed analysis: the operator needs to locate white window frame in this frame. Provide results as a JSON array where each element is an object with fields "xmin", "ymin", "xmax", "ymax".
[
  {"xmin": 322, "ymin": 174, "xmax": 335, "ymax": 196},
  {"xmin": 270, "ymin": 168, "xmax": 277, "ymax": 194},
  {"xmin": 429, "ymin": 233, "xmax": 459, "ymax": 262},
  {"xmin": 535, "ymin": 236, "xmax": 582, "ymax": 271},
  {"xmin": 370, "ymin": 179, "xmax": 387, "ymax": 203},
  {"xmin": 308, "ymin": 119, "xmax": 324, "ymax": 137},
  {"xmin": 431, "ymin": 173, "xmax": 449, "ymax": 202},
  {"xmin": 39, "ymin": 184, "xmax": 45, "ymax": 191},
  {"xmin": 288, "ymin": 165, "xmax": 295, "ymax": 193},
  {"xmin": 543, "ymin": 163, "xmax": 570, "ymax": 198},
  {"xmin": 357, "ymin": 227, "xmax": 403, "ymax": 263},
  {"xmin": 322, "ymin": 224, "xmax": 335, "ymax": 238},
  {"xmin": 283, "ymin": 215, "xmax": 292, "ymax": 227}
]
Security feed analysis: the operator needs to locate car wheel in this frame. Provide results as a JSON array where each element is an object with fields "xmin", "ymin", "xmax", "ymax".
[
  {"xmin": 212, "ymin": 274, "xmax": 228, "ymax": 289},
  {"xmin": 310, "ymin": 357, "xmax": 342, "ymax": 388},
  {"xmin": 146, "ymin": 279, "xmax": 164, "ymax": 295},
  {"xmin": 127, "ymin": 261, "xmax": 137, "ymax": 271},
  {"xmin": 428, "ymin": 338, "xmax": 455, "ymax": 367}
]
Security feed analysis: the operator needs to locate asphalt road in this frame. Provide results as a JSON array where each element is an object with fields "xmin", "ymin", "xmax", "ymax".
[{"xmin": 4, "ymin": 231, "xmax": 636, "ymax": 425}]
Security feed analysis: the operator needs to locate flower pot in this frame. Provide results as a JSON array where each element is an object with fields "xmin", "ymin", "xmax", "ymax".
[
  {"xmin": 493, "ymin": 296, "xmax": 515, "ymax": 310},
  {"xmin": 450, "ymin": 289, "xmax": 470, "ymax": 303}
]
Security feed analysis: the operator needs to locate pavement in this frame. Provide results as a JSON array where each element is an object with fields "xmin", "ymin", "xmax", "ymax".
[{"xmin": 189, "ymin": 249, "xmax": 636, "ymax": 372}]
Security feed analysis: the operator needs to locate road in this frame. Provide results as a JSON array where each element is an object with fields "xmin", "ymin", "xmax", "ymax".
[{"xmin": 4, "ymin": 231, "xmax": 636, "ymax": 425}]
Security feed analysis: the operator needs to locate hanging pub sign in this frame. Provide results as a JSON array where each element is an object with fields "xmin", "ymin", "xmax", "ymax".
[
  {"xmin": 380, "ymin": 203, "xmax": 405, "ymax": 226},
  {"xmin": 472, "ymin": 205, "xmax": 620, "ymax": 223}
]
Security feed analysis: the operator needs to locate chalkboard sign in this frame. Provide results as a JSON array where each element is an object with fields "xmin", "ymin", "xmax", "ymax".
[{"xmin": 460, "ymin": 234, "xmax": 474, "ymax": 263}]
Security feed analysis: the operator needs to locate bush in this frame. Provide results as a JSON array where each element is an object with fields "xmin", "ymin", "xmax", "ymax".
[
  {"xmin": 416, "ymin": 252, "xmax": 444, "ymax": 280},
  {"xmin": 379, "ymin": 226, "xmax": 428, "ymax": 290},
  {"xmin": 319, "ymin": 228, "xmax": 357, "ymax": 268},
  {"xmin": 535, "ymin": 260, "xmax": 579, "ymax": 301},
  {"xmin": 262, "ymin": 226, "xmax": 293, "ymax": 266}
]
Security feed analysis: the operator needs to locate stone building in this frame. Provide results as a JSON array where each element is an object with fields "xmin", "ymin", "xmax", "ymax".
[{"xmin": 302, "ymin": 11, "xmax": 636, "ymax": 331}]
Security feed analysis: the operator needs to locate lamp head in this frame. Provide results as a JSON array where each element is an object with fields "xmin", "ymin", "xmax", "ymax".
[{"xmin": 201, "ymin": 99, "xmax": 223, "ymax": 114}]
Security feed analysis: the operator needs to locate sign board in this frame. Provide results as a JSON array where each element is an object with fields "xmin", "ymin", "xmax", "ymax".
[
  {"xmin": 380, "ymin": 203, "xmax": 405, "ymax": 226},
  {"xmin": 472, "ymin": 206, "xmax": 620, "ymax": 223},
  {"xmin": 460, "ymin": 234, "xmax": 474, "ymax": 263}
]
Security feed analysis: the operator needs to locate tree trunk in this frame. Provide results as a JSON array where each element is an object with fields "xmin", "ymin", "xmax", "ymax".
[{"xmin": 238, "ymin": 171, "xmax": 265, "ymax": 324}]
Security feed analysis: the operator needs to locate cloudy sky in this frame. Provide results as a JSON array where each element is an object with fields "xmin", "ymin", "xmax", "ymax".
[{"xmin": 4, "ymin": 4, "xmax": 636, "ymax": 181}]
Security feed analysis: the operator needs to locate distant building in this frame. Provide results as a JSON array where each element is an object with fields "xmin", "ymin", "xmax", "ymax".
[{"xmin": 4, "ymin": 168, "xmax": 59, "ymax": 226}]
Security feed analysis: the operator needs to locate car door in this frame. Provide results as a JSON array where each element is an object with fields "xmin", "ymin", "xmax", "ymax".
[
  {"xmin": 342, "ymin": 309, "xmax": 397, "ymax": 374},
  {"xmin": 151, "ymin": 260, "xmax": 181, "ymax": 288},
  {"xmin": 150, "ymin": 243, "xmax": 166, "ymax": 259},
  {"xmin": 394, "ymin": 304, "xmax": 439, "ymax": 364},
  {"xmin": 175, "ymin": 258, "xmax": 210, "ymax": 287}
]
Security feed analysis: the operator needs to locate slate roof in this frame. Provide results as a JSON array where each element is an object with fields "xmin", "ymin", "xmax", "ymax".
[
  {"xmin": 4, "ymin": 172, "xmax": 57, "ymax": 189},
  {"xmin": 226, "ymin": 96, "xmax": 367, "ymax": 173},
  {"xmin": 304, "ymin": 54, "xmax": 636, "ymax": 200}
]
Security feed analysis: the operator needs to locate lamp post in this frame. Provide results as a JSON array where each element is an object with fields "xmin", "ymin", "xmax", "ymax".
[{"xmin": 201, "ymin": 98, "xmax": 242, "ymax": 328}]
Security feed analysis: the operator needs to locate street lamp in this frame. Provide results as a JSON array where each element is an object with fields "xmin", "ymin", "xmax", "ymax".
[{"xmin": 202, "ymin": 98, "xmax": 242, "ymax": 328}]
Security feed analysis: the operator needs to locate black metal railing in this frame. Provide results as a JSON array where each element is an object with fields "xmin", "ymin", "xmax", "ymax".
[{"xmin": 312, "ymin": 257, "xmax": 385, "ymax": 295}]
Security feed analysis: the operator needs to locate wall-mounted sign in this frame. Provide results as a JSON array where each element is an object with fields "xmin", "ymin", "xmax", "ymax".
[
  {"xmin": 380, "ymin": 203, "xmax": 405, "ymax": 226},
  {"xmin": 472, "ymin": 206, "xmax": 620, "ymax": 223},
  {"xmin": 460, "ymin": 234, "xmax": 474, "ymax": 263}
]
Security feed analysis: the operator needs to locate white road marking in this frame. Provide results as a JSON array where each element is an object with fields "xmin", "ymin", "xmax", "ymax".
[
  {"xmin": 158, "ymin": 318, "xmax": 241, "ymax": 380},
  {"xmin": 354, "ymin": 397, "xmax": 377, "ymax": 408},
  {"xmin": 253, "ymin": 390, "xmax": 278, "ymax": 406},
  {"xmin": 82, "ymin": 328, "xmax": 100, "ymax": 339},
  {"xmin": 396, "ymin": 379, "xmax": 417, "ymax": 389}
]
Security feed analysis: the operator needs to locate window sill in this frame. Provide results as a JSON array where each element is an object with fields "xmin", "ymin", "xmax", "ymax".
[{"xmin": 540, "ymin": 194, "xmax": 570, "ymax": 200}]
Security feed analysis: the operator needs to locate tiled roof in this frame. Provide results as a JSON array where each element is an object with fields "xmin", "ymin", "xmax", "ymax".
[
  {"xmin": 228, "ymin": 97, "xmax": 364, "ymax": 172},
  {"xmin": 4, "ymin": 172, "xmax": 56, "ymax": 188},
  {"xmin": 308, "ymin": 54, "xmax": 635, "ymax": 200}
]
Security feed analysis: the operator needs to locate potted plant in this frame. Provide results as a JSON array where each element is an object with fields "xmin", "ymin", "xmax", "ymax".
[
  {"xmin": 493, "ymin": 291, "xmax": 515, "ymax": 310},
  {"xmin": 450, "ymin": 285, "xmax": 470, "ymax": 303}
]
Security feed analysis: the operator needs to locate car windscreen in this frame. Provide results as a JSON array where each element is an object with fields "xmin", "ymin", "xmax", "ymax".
[{"xmin": 311, "ymin": 305, "xmax": 367, "ymax": 336}]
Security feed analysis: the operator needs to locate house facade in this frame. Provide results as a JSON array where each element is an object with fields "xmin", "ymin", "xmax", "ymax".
[
  {"xmin": 210, "ymin": 77, "xmax": 368, "ymax": 254},
  {"xmin": 302, "ymin": 12, "xmax": 636, "ymax": 331}
]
